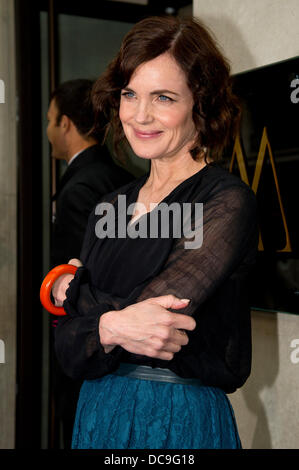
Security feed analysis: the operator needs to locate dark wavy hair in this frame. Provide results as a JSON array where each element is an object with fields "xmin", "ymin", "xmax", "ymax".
[{"xmin": 91, "ymin": 16, "xmax": 241, "ymax": 161}]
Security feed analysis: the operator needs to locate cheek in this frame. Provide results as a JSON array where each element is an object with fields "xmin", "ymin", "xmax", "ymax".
[
  {"xmin": 153, "ymin": 110, "xmax": 179, "ymax": 130},
  {"xmin": 178, "ymin": 108, "xmax": 196, "ymax": 132},
  {"xmin": 161, "ymin": 110, "xmax": 194, "ymax": 134},
  {"xmin": 46, "ymin": 123, "xmax": 52, "ymax": 141},
  {"xmin": 119, "ymin": 102, "xmax": 131, "ymax": 125}
]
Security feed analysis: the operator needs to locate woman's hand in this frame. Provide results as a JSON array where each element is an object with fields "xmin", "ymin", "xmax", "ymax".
[
  {"xmin": 52, "ymin": 258, "xmax": 83, "ymax": 306},
  {"xmin": 99, "ymin": 294, "xmax": 196, "ymax": 360}
]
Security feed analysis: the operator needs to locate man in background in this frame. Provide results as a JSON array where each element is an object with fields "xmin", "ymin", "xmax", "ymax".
[{"xmin": 47, "ymin": 78, "xmax": 133, "ymax": 448}]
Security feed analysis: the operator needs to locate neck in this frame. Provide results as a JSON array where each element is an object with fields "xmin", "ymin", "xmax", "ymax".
[
  {"xmin": 146, "ymin": 153, "xmax": 207, "ymax": 192},
  {"xmin": 65, "ymin": 137, "xmax": 98, "ymax": 163}
]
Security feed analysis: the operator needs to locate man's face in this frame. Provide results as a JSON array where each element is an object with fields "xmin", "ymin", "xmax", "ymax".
[{"xmin": 46, "ymin": 98, "xmax": 67, "ymax": 160}]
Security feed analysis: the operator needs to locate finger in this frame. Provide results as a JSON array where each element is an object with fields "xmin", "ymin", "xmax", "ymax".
[
  {"xmin": 141, "ymin": 344, "xmax": 176, "ymax": 361},
  {"xmin": 170, "ymin": 298, "xmax": 191, "ymax": 309},
  {"xmin": 173, "ymin": 329, "xmax": 189, "ymax": 346},
  {"xmin": 155, "ymin": 351, "xmax": 175, "ymax": 361},
  {"xmin": 170, "ymin": 313, "xmax": 196, "ymax": 331},
  {"xmin": 148, "ymin": 294, "xmax": 190, "ymax": 310},
  {"xmin": 121, "ymin": 339, "xmax": 179, "ymax": 361},
  {"xmin": 156, "ymin": 341, "xmax": 182, "ymax": 354},
  {"xmin": 153, "ymin": 324, "xmax": 189, "ymax": 346},
  {"xmin": 162, "ymin": 330, "xmax": 189, "ymax": 348},
  {"xmin": 68, "ymin": 258, "xmax": 83, "ymax": 267}
]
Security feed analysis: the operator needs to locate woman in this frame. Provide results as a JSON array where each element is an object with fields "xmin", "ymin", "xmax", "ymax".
[{"xmin": 53, "ymin": 16, "xmax": 258, "ymax": 449}]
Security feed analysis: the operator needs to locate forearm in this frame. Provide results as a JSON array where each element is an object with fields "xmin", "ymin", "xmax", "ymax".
[
  {"xmin": 54, "ymin": 266, "xmax": 125, "ymax": 379},
  {"xmin": 54, "ymin": 313, "xmax": 122, "ymax": 380}
]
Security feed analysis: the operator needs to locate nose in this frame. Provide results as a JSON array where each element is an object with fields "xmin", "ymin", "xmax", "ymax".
[{"xmin": 134, "ymin": 99, "xmax": 153, "ymax": 124}]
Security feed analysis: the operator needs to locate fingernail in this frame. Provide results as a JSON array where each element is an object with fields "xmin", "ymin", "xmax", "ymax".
[{"xmin": 180, "ymin": 298, "xmax": 190, "ymax": 303}]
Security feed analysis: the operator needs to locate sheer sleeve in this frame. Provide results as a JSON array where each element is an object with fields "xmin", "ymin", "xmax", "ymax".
[
  {"xmin": 55, "ymin": 182, "xmax": 258, "ymax": 384},
  {"xmin": 130, "ymin": 184, "xmax": 258, "ymax": 391},
  {"xmin": 135, "ymin": 185, "xmax": 257, "ymax": 312}
]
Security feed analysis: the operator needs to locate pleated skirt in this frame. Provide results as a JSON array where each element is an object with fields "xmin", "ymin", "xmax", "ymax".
[{"xmin": 71, "ymin": 373, "xmax": 241, "ymax": 449}]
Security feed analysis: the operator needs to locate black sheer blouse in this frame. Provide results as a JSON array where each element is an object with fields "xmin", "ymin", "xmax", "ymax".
[{"xmin": 55, "ymin": 163, "xmax": 258, "ymax": 393}]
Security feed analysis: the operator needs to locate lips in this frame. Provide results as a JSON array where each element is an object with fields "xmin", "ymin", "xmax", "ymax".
[{"xmin": 133, "ymin": 128, "xmax": 163, "ymax": 139}]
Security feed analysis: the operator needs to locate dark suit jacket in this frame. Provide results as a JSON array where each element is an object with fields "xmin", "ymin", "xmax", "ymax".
[{"xmin": 51, "ymin": 144, "xmax": 134, "ymax": 267}]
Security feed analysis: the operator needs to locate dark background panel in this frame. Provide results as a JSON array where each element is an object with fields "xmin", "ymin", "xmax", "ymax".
[{"xmin": 223, "ymin": 57, "xmax": 299, "ymax": 314}]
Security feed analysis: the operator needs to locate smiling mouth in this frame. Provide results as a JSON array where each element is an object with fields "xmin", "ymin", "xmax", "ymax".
[{"xmin": 133, "ymin": 128, "xmax": 163, "ymax": 139}]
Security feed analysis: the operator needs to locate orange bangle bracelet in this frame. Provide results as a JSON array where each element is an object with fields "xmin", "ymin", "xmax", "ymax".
[{"xmin": 40, "ymin": 264, "xmax": 78, "ymax": 316}]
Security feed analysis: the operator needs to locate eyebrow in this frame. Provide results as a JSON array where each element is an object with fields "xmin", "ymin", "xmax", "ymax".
[{"xmin": 123, "ymin": 87, "xmax": 180, "ymax": 97}]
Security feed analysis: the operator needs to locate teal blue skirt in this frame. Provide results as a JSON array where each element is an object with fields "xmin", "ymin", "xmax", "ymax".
[{"xmin": 71, "ymin": 372, "xmax": 241, "ymax": 449}]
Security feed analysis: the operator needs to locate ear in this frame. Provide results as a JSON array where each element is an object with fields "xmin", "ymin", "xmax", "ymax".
[{"xmin": 60, "ymin": 114, "xmax": 71, "ymax": 133}]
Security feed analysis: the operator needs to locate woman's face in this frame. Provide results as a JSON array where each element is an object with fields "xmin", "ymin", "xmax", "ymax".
[{"xmin": 119, "ymin": 52, "xmax": 197, "ymax": 161}]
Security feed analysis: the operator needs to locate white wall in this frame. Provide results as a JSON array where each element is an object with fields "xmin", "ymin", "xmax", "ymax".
[
  {"xmin": 231, "ymin": 311, "xmax": 299, "ymax": 449},
  {"xmin": 194, "ymin": 0, "xmax": 299, "ymax": 74},
  {"xmin": 0, "ymin": 0, "xmax": 17, "ymax": 449},
  {"xmin": 194, "ymin": 0, "xmax": 299, "ymax": 449}
]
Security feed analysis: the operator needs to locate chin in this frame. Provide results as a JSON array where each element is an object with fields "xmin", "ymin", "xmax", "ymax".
[
  {"xmin": 134, "ymin": 152, "xmax": 155, "ymax": 160},
  {"xmin": 128, "ymin": 143, "xmax": 161, "ymax": 161}
]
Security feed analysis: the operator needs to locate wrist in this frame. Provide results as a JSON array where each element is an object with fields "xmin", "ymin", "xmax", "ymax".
[{"xmin": 99, "ymin": 310, "xmax": 119, "ymax": 352}]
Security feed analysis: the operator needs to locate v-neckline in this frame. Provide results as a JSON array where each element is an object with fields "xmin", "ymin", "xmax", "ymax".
[{"xmin": 127, "ymin": 163, "xmax": 211, "ymax": 225}]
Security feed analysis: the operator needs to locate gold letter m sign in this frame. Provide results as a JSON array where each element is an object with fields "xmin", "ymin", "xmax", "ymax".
[{"xmin": 229, "ymin": 127, "xmax": 291, "ymax": 252}]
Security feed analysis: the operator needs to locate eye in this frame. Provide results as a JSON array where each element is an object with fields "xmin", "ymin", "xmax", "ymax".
[
  {"xmin": 158, "ymin": 95, "xmax": 173, "ymax": 102},
  {"xmin": 121, "ymin": 91, "xmax": 135, "ymax": 99}
]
